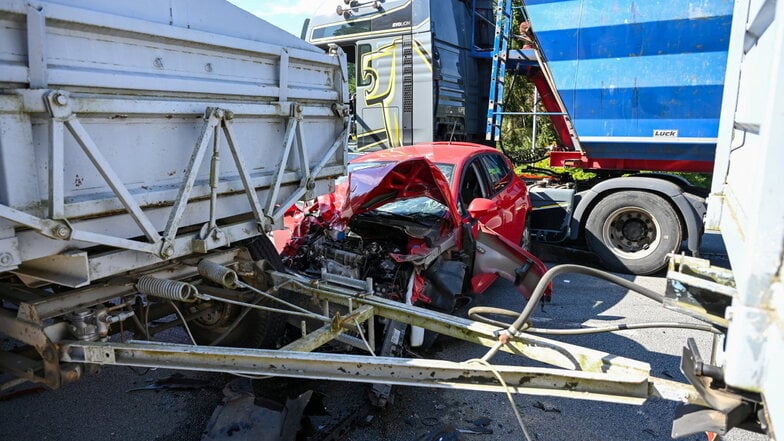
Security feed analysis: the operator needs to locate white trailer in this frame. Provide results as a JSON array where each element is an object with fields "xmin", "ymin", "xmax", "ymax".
[
  {"xmin": 0, "ymin": 0, "xmax": 349, "ymax": 286},
  {"xmin": 705, "ymin": 0, "xmax": 784, "ymax": 434},
  {"xmin": 0, "ymin": 0, "xmax": 348, "ymax": 387},
  {"xmin": 663, "ymin": 0, "xmax": 783, "ymax": 437}
]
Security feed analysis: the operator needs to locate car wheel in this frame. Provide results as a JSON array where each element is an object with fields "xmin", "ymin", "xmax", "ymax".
[{"xmin": 585, "ymin": 191, "xmax": 681, "ymax": 275}]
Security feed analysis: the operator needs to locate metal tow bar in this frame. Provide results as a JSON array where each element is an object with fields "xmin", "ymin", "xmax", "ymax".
[
  {"xmin": 63, "ymin": 340, "xmax": 649, "ymax": 404},
  {"xmin": 58, "ymin": 268, "xmax": 705, "ymax": 408}
]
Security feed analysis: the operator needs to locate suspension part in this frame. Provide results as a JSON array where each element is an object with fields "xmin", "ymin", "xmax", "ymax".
[
  {"xmin": 197, "ymin": 260, "xmax": 238, "ymax": 288},
  {"xmin": 136, "ymin": 276, "xmax": 198, "ymax": 302}
]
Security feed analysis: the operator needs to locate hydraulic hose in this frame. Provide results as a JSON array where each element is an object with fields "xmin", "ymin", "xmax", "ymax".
[
  {"xmin": 524, "ymin": 322, "xmax": 722, "ymax": 335},
  {"xmin": 467, "ymin": 305, "xmax": 721, "ymax": 336},
  {"xmin": 479, "ymin": 264, "xmax": 669, "ymax": 361}
]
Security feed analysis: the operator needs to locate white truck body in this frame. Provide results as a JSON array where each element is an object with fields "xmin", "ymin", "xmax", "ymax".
[
  {"xmin": 706, "ymin": 0, "xmax": 784, "ymax": 433},
  {"xmin": 0, "ymin": 0, "xmax": 349, "ymax": 287}
]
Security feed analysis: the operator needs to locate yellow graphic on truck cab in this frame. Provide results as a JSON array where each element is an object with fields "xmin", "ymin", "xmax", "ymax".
[
  {"xmin": 359, "ymin": 40, "xmax": 401, "ymax": 148},
  {"xmin": 355, "ymin": 35, "xmax": 432, "ymax": 151}
]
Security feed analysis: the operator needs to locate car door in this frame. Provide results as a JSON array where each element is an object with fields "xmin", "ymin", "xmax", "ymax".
[
  {"xmin": 476, "ymin": 153, "xmax": 529, "ymax": 244},
  {"xmin": 457, "ymin": 154, "xmax": 509, "ymax": 234}
]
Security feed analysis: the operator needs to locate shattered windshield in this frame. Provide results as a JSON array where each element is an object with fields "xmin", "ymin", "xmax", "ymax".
[{"xmin": 375, "ymin": 196, "xmax": 448, "ymax": 216}]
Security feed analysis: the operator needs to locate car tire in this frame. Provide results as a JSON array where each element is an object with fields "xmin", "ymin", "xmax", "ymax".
[{"xmin": 585, "ymin": 191, "xmax": 681, "ymax": 275}]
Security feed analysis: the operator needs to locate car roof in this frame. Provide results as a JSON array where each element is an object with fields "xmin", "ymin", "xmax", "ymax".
[{"xmin": 350, "ymin": 142, "xmax": 499, "ymax": 165}]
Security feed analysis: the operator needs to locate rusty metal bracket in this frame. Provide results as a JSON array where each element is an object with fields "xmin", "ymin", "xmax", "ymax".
[{"xmin": 0, "ymin": 309, "xmax": 60, "ymax": 388}]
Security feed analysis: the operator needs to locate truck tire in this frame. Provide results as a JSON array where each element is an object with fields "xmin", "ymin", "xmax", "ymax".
[{"xmin": 585, "ymin": 191, "xmax": 681, "ymax": 275}]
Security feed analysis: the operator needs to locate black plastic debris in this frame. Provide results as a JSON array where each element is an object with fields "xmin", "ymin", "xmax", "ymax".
[
  {"xmin": 466, "ymin": 416, "xmax": 492, "ymax": 427},
  {"xmin": 202, "ymin": 378, "xmax": 312, "ymax": 441},
  {"xmin": 419, "ymin": 423, "xmax": 462, "ymax": 441},
  {"xmin": 126, "ymin": 373, "xmax": 209, "ymax": 392}
]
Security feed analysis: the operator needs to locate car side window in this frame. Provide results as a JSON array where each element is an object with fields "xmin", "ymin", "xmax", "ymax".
[
  {"xmin": 459, "ymin": 161, "xmax": 487, "ymax": 211},
  {"xmin": 480, "ymin": 154, "xmax": 512, "ymax": 195}
]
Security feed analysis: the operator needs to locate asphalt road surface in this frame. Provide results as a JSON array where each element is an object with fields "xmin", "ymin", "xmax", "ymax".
[{"xmin": 0, "ymin": 233, "xmax": 768, "ymax": 441}]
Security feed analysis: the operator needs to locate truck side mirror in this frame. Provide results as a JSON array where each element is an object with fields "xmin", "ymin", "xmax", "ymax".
[{"xmin": 467, "ymin": 198, "xmax": 496, "ymax": 218}]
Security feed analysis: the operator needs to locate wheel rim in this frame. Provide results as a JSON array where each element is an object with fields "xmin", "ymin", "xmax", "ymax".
[
  {"xmin": 601, "ymin": 206, "xmax": 661, "ymax": 259},
  {"xmin": 192, "ymin": 302, "xmax": 235, "ymax": 330}
]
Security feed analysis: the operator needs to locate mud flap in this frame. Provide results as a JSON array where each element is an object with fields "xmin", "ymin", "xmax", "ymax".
[
  {"xmin": 472, "ymin": 225, "xmax": 550, "ymax": 299},
  {"xmin": 671, "ymin": 338, "xmax": 757, "ymax": 438}
]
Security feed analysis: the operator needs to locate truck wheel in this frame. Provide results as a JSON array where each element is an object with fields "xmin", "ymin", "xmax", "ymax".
[
  {"xmin": 585, "ymin": 191, "xmax": 681, "ymax": 275},
  {"xmin": 190, "ymin": 298, "xmax": 287, "ymax": 348}
]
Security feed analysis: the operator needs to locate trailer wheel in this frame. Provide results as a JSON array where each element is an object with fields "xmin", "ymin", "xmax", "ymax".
[
  {"xmin": 585, "ymin": 191, "xmax": 681, "ymax": 275},
  {"xmin": 190, "ymin": 298, "xmax": 287, "ymax": 348},
  {"xmin": 191, "ymin": 234, "xmax": 289, "ymax": 348}
]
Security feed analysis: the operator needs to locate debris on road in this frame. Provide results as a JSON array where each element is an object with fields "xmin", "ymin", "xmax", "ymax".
[
  {"xmin": 532, "ymin": 401, "xmax": 561, "ymax": 413},
  {"xmin": 419, "ymin": 423, "xmax": 462, "ymax": 441},
  {"xmin": 466, "ymin": 416, "xmax": 492, "ymax": 427},
  {"xmin": 0, "ymin": 386, "xmax": 46, "ymax": 401},
  {"xmin": 202, "ymin": 378, "xmax": 311, "ymax": 441},
  {"xmin": 456, "ymin": 425, "xmax": 493, "ymax": 435},
  {"xmin": 125, "ymin": 373, "xmax": 210, "ymax": 393}
]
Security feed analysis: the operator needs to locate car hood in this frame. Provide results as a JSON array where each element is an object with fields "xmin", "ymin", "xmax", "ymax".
[{"xmin": 341, "ymin": 158, "xmax": 460, "ymax": 226}]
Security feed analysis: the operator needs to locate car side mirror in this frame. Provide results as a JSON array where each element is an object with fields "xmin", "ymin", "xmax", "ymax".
[{"xmin": 467, "ymin": 198, "xmax": 496, "ymax": 218}]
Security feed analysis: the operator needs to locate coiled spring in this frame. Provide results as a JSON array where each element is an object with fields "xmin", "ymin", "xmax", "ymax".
[{"xmin": 136, "ymin": 276, "xmax": 198, "ymax": 302}]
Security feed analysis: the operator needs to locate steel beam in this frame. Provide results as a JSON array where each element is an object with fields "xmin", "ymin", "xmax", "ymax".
[
  {"xmin": 272, "ymin": 272, "xmax": 652, "ymax": 377},
  {"xmin": 280, "ymin": 305, "xmax": 375, "ymax": 353},
  {"xmin": 0, "ymin": 309, "xmax": 59, "ymax": 388},
  {"xmin": 61, "ymin": 340, "xmax": 654, "ymax": 405}
]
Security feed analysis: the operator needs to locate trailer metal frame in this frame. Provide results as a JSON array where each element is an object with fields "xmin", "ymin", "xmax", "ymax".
[{"xmin": 1, "ymin": 255, "xmax": 706, "ymax": 409}]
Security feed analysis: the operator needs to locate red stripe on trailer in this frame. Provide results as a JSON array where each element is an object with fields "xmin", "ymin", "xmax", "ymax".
[{"xmin": 549, "ymin": 151, "xmax": 713, "ymax": 172}]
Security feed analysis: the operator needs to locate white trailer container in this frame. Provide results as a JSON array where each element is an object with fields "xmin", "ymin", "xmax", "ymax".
[
  {"xmin": 706, "ymin": 0, "xmax": 784, "ymax": 434},
  {"xmin": 666, "ymin": 0, "xmax": 783, "ymax": 436},
  {"xmin": 0, "ymin": 0, "xmax": 349, "ymax": 287},
  {"xmin": 0, "ymin": 0, "xmax": 348, "ymax": 388}
]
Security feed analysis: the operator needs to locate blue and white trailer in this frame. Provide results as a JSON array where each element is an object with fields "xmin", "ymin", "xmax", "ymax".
[
  {"xmin": 305, "ymin": 0, "xmax": 736, "ymax": 275},
  {"xmin": 503, "ymin": 0, "xmax": 735, "ymax": 275}
]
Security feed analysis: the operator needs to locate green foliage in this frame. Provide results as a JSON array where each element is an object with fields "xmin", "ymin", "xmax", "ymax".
[
  {"xmin": 515, "ymin": 158, "xmax": 597, "ymax": 183},
  {"xmin": 498, "ymin": 9, "xmax": 559, "ymax": 167},
  {"xmin": 673, "ymin": 172, "xmax": 712, "ymax": 189},
  {"xmin": 500, "ymin": 74, "xmax": 558, "ymax": 161},
  {"xmin": 348, "ymin": 62, "xmax": 356, "ymax": 95}
]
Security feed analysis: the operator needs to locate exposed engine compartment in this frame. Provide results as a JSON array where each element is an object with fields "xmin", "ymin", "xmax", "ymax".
[
  {"xmin": 282, "ymin": 211, "xmax": 465, "ymax": 310},
  {"xmin": 286, "ymin": 232, "xmax": 411, "ymax": 301}
]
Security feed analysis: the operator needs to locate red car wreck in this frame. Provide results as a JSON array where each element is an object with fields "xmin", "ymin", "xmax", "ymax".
[{"xmin": 279, "ymin": 143, "xmax": 550, "ymax": 346}]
